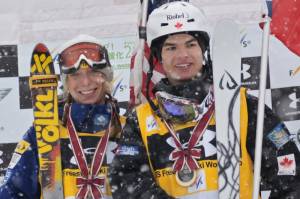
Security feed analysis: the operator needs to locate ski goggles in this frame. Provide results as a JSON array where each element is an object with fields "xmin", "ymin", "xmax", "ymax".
[
  {"xmin": 155, "ymin": 91, "xmax": 201, "ymax": 123},
  {"xmin": 59, "ymin": 43, "xmax": 110, "ymax": 74}
]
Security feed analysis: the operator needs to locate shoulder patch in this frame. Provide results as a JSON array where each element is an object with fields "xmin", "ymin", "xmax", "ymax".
[
  {"xmin": 277, "ymin": 154, "xmax": 296, "ymax": 176},
  {"xmin": 267, "ymin": 124, "xmax": 290, "ymax": 149},
  {"xmin": 119, "ymin": 115, "xmax": 127, "ymax": 127},
  {"xmin": 15, "ymin": 140, "xmax": 30, "ymax": 154},
  {"xmin": 7, "ymin": 153, "xmax": 22, "ymax": 169},
  {"xmin": 146, "ymin": 115, "xmax": 158, "ymax": 132},
  {"xmin": 116, "ymin": 145, "xmax": 139, "ymax": 156}
]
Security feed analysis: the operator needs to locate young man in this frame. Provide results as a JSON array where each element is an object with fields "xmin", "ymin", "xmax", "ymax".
[
  {"xmin": 0, "ymin": 35, "xmax": 123, "ymax": 198},
  {"xmin": 110, "ymin": 2, "xmax": 300, "ymax": 199}
]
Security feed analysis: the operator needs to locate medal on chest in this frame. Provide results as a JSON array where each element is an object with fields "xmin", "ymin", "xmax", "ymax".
[
  {"xmin": 66, "ymin": 104, "xmax": 113, "ymax": 199},
  {"xmin": 175, "ymin": 164, "xmax": 197, "ymax": 187},
  {"xmin": 163, "ymin": 100, "xmax": 214, "ymax": 187}
]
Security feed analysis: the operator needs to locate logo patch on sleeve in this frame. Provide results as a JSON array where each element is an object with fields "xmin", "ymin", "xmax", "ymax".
[
  {"xmin": 7, "ymin": 153, "xmax": 21, "ymax": 169},
  {"xmin": 277, "ymin": 154, "xmax": 296, "ymax": 176},
  {"xmin": 15, "ymin": 140, "xmax": 30, "ymax": 154},
  {"xmin": 146, "ymin": 115, "xmax": 158, "ymax": 132},
  {"xmin": 116, "ymin": 145, "xmax": 139, "ymax": 156},
  {"xmin": 267, "ymin": 124, "xmax": 290, "ymax": 149}
]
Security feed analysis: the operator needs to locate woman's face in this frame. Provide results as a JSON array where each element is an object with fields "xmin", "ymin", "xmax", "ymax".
[{"xmin": 67, "ymin": 66, "xmax": 107, "ymax": 104}]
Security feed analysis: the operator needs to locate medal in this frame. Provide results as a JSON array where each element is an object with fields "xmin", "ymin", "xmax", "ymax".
[
  {"xmin": 175, "ymin": 164, "xmax": 197, "ymax": 187},
  {"xmin": 161, "ymin": 88, "xmax": 215, "ymax": 187},
  {"xmin": 66, "ymin": 104, "xmax": 113, "ymax": 199}
]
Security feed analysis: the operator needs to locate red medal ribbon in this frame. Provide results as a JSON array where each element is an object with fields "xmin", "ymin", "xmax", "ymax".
[
  {"xmin": 66, "ymin": 104, "xmax": 112, "ymax": 199},
  {"xmin": 76, "ymin": 176, "xmax": 105, "ymax": 199},
  {"xmin": 166, "ymin": 101, "xmax": 215, "ymax": 172},
  {"xmin": 170, "ymin": 147, "xmax": 202, "ymax": 171}
]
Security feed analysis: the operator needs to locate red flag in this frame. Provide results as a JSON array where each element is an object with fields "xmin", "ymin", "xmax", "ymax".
[
  {"xmin": 270, "ymin": 0, "xmax": 300, "ymax": 56},
  {"xmin": 129, "ymin": 42, "xmax": 165, "ymax": 107}
]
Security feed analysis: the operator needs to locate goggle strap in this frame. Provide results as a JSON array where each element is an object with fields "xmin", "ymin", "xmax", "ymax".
[
  {"xmin": 61, "ymin": 54, "xmax": 108, "ymax": 74},
  {"xmin": 61, "ymin": 66, "xmax": 77, "ymax": 74},
  {"xmin": 74, "ymin": 54, "xmax": 106, "ymax": 69}
]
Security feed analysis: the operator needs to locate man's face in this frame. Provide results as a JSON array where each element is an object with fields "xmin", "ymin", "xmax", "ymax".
[
  {"xmin": 161, "ymin": 33, "xmax": 203, "ymax": 85},
  {"xmin": 67, "ymin": 65, "xmax": 106, "ymax": 104}
]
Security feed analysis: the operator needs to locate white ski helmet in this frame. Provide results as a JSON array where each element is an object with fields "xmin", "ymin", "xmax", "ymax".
[{"xmin": 146, "ymin": 1, "xmax": 210, "ymax": 49}]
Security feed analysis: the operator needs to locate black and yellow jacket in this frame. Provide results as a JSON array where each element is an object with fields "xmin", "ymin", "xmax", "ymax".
[
  {"xmin": 0, "ymin": 102, "xmax": 124, "ymax": 199},
  {"xmin": 110, "ymin": 78, "xmax": 300, "ymax": 199}
]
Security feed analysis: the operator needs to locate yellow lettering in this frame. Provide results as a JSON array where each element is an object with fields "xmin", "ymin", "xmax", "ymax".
[
  {"xmin": 34, "ymin": 101, "xmax": 53, "ymax": 118},
  {"xmin": 155, "ymin": 170, "xmax": 161, "ymax": 178},
  {"xmin": 32, "ymin": 80, "xmax": 60, "ymax": 157},
  {"xmin": 35, "ymin": 125, "xmax": 42, "ymax": 132},
  {"xmin": 42, "ymin": 125, "xmax": 59, "ymax": 143},
  {"xmin": 32, "ymin": 54, "xmax": 52, "ymax": 74},
  {"xmin": 35, "ymin": 119, "xmax": 58, "ymax": 126},
  {"xmin": 37, "ymin": 139, "xmax": 52, "ymax": 153},
  {"xmin": 36, "ymin": 90, "xmax": 54, "ymax": 102},
  {"xmin": 162, "ymin": 169, "xmax": 175, "ymax": 177},
  {"xmin": 64, "ymin": 170, "xmax": 81, "ymax": 177},
  {"xmin": 34, "ymin": 91, "xmax": 58, "ymax": 126},
  {"xmin": 36, "ymin": 131, "xmax": 41, "ymax": 139},
  {"xmin": 199, "ymin": 162, "xmax": 205, "ymax": 169},
  {"xmin": 34, "ymin": 111, "xmax": 53, "ymax": 118},
  {"xmin": 205, "ymin": 161, "xmax": 218, "ymax": 168}
]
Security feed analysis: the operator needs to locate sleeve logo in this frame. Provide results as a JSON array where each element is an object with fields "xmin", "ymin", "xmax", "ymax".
[
  {"xmin": 277, "ymin": 154, "xmax": 296, "ymax": 176},
  {"xmin": 15, "ymin": 140, "xmax": 30, "ymax": 154}
]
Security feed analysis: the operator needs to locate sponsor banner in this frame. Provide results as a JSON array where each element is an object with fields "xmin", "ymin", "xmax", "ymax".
[
  {"xmin": 0, "ymin": 45, "xmax": 18, "ymax": 78},
  {"xmin": 0, "ymin": 143, "xmax": 17, "ymax": 176},
  {"xmin": 241, "ymin": 56, "xmax": 270, "ymax": 90},
  {"xmin": 271, "ymin": 86, "xmax": 300, "ymax": 121}
]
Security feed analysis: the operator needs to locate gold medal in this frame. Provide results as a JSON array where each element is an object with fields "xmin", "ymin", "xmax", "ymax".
[{"xmin": 175, "ymin": 164, "xmax": 197, "ymax": 187}]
